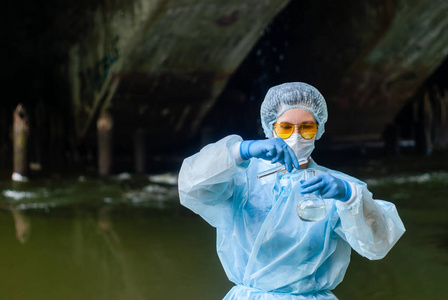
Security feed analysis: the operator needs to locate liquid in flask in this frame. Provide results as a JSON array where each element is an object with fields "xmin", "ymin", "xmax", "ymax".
[{"xmin": 297, "ymin": 169, "xmax": 326, "ymax": 222}]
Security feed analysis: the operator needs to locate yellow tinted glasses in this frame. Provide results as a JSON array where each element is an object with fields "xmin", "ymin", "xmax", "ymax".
[{"xmin": 273, "ymin": 122, "xmax": 318, "ymax": 140}]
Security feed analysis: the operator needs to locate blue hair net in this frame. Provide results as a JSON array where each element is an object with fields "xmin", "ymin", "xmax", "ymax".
[{"xmin": 260, "ymin": 82, "xmax": 328, "ymax": 139}]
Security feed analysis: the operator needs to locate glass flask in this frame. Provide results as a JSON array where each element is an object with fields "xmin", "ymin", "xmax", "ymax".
[{"xmin": 297, "ymin": 168, "xmax": 326, "ymax": 222}]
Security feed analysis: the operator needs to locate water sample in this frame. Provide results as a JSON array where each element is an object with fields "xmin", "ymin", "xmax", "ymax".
[{"xmin": 297, "ymin": 169, "xmax": 326, "ymax": 222}]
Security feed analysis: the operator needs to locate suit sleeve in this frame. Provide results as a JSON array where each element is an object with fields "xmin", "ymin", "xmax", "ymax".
[
  {"xmin": 178, "ymin": 135, "xmax": 249, "ymax": 229},
  {"xmin": 334, "ymin": 179, "xmax": 406, "ymax": 260}
]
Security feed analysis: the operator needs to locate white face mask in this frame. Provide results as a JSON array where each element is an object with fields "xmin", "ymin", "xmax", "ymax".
[{"xmin": 276, "ymin": 133, "xmax": 315, "ymax": 161}]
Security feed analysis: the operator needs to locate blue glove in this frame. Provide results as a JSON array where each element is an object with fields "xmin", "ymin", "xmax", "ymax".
[
  {"xmin": 240, "ymin": 138, "xmax": 299, "ymax": 172},
  {"xmin": 300, "ymin": 173, "xmax": 352, "ymax": 202}
]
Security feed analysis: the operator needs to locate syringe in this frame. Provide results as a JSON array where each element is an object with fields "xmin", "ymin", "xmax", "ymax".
[{"xmin": 256, "ymin": 158, "xmax": 308, "ymax": 179}]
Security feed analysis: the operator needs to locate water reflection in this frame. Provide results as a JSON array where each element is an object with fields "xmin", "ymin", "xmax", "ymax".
[
  {"xmin": 71, "ymin": 203, "xmax": 145, "ymax": 300},
  {"xmin": 0, "ymin": 173, "xmax": 230, "ymax": 300},
  {"xmin": 11, "ymin": 208, "xmax": 31, "ymax": 244},
  {"xmin": 0, "ymin": 171, "xmax": 447, "ymax": 299}
]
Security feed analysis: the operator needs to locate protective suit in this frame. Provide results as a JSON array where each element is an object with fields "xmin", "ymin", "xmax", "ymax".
[
  {"xmin": 179, "ymin": 135, "xmax": 405, "ymax": 299},
  {"xmin": 178, "ymin": 82, "xmax": 405, "ymax": 299}
]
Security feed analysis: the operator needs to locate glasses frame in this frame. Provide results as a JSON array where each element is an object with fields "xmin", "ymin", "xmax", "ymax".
[{"xmin": 273, "ymin": 122, "xmax": 318, "ymax": 140}]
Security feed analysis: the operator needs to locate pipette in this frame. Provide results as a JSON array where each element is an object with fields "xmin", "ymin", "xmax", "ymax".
[{"xmin": 256, "ymin": 158, "xmax": 308, "ymax": 179}]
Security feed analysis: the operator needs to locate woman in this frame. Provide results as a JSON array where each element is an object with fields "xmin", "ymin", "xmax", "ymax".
[{"xmin": 178, "ymin": 82, "xmax": 405, "ymax": 300}]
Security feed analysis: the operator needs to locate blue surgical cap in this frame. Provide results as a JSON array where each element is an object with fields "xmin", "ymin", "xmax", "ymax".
[{"xmin": 260, "ymin": 82, "xmax": 328, "ymax": 139}]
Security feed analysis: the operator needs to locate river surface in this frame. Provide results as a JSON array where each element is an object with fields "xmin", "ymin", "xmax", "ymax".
[{"xmin": 1, "ymin": 164, "xmax": 447, "ymax": 300}]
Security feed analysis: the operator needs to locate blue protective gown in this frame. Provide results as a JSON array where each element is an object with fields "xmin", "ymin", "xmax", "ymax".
[{"xmin": 178, "ymin": 135, "xmax": 405, "ymax": 300}]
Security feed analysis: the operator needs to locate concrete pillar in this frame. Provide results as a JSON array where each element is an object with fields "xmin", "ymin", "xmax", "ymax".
[
  {"xmin": 134, "ymin": 128, "xmax": 146, "ymax": 174},
  {"xmin": 200, "ymin": 126, "xmax": 215, "ymax": 147},
  {"xmin": 12, "ymin": 104, "xmax": 29, "ymax": 181},
  {"xmin": 440, "ymin": 89, "xmax": 448, "ymax": 146},
  {"xmin": 29, "ymin": 101, "xmax": 45, "ymax": 171},
  {"xmin": 97, "ymin": 110, "xmax": 113, "ymax": 177},
  {"xmin": 415, "ymin": 91, "xmax": 433, "ymax": 155},
  {"xmin": 433, "ymin": 87, "xmax": 448, "ymax": 147},
  {"xmin": 0, "ymin": 109, "xmax": 7, "ymax": 167},
  {"xmin": 383, "ymin": 123, "xmax": 400, "ymax": 157}
]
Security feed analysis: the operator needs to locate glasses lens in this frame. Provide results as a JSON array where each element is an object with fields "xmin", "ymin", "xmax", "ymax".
[
  {"xmin": 274, "ymin": 123, "xmax": 294, "ymax": 139},
  {"xmin": 299, "ymin": 123, "xmax": 318, "ymax": 139}
]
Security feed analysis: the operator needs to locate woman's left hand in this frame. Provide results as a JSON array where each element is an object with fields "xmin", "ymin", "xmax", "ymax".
[{"xmin": 300, "ymin": 173, "xmax": 352, "ymax": 202}]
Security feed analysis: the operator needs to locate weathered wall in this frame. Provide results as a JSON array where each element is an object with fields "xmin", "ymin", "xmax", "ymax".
[
  {"xmin": 6, "ymin": 0, "xmax": 289, "ymax": 139},
  {"xmin": 70, "ymin": 0, "xmax": 291, "ymax": 143},
  {"xmin": 3, "ymin": 0, "xmax": 448, "ymax": 171},
  {"xmin": 329, "ymin": 0, "xmax": 448, "ymax": 141},
  {"xmin": 111, "ymin": 0, "xmax": 291, "ymax": 150},
  {"xmin": 206, "ymin": 0, "xmax": 448, "ymax": 145}
]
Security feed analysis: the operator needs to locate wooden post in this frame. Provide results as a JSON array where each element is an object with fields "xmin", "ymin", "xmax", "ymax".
[
  {"xmin": 13, "ymin": 104, "xmax": 29, "ymax": 181},
  {"xmin": 97, "ymin": 110, "xmax": 113, "ymax": 177},
  {"xmin": 134, "ymin": 128, "xmax": 146, "ymax": 174}
]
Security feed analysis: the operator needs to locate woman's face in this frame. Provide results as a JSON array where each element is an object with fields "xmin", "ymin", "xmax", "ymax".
[{"xmin": 275, "ymin": 108, "xmax": 316, "ymax": 136}]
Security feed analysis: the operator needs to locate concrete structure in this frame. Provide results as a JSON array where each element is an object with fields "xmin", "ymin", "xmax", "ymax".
[{"xmin": 4, "ymin": 0, "xmax": 448, "ymax": 171}]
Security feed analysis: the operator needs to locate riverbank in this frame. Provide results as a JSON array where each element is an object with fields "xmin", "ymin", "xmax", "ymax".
[
  {"xmin": 1, "ymin": 147, "xmax": 447, "ymax": 182},
  {"xmin": 313, "ymin": 148, "xmax": 448, "ymax": 180}
]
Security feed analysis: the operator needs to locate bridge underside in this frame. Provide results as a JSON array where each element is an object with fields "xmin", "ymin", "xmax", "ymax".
[{"xmin": 3, "ymin": 0, "xmax": 448, "ymax": 171}]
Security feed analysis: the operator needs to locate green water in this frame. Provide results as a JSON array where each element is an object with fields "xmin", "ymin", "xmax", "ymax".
[{"xmin": 0, "ymin": 170, "xmax": 447, "ymax": 300}]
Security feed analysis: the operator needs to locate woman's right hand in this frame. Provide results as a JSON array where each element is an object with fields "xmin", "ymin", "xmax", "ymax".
[{"xmin": 240, "ymin": 138, "xmax": 299, "ymax": 172}]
